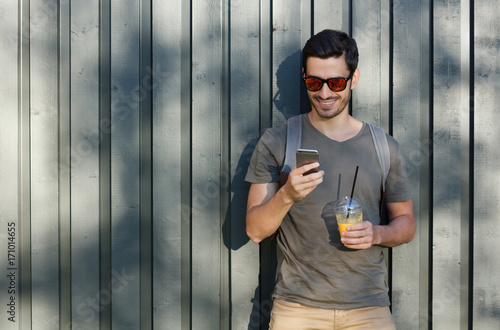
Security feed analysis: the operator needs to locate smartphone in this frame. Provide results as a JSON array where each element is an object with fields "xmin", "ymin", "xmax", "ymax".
[{"xmin": 296, "ymin": 149, "xmax": 319, "ymax": 175}]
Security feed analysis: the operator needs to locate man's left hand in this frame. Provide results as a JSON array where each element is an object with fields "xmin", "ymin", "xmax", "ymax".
[{"xmin": 340, "ymin": 221, "xmax": 376, "ymax": 249}]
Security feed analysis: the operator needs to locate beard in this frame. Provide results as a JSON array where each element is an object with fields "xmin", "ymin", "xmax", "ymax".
[{"xmin": 311, "ymin": 91, "xmax": 352, "ymax": 119}]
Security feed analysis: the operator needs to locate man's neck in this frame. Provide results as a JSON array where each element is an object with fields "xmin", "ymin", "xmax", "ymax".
[{"xmin": 307, "ymin": 111, "xmax": 363, "ymax": 142}]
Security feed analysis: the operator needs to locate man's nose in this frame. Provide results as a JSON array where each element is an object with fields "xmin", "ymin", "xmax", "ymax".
[{"xmin": 318, "ymin": 82, "xmax": 332, "ymax": 98}]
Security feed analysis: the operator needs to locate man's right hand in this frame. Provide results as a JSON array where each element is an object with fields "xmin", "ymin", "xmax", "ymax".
[{"xmin": 282, "ymin": 162, "xmax": 324, "ymax": 203}]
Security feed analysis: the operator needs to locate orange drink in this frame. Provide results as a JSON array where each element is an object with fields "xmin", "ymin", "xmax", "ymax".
[
  {"xmin": 336, "ymin": 211, "xmax": 363, "ymax": 238},
  {"xmin": 335, "ymin": 196, "xmax": 363, "ymax": 243}
]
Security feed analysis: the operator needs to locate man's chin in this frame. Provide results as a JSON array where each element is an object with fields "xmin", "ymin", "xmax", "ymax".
[{"xmin": 314, "ymin": 107, "xmax": 345, "ymax": 119}]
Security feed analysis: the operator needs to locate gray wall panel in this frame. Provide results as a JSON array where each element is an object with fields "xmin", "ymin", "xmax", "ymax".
[
  {"xmin": 70, "ymin": 0, "xmax": 100, "ymax": 328},
  {"xmin": 18, "ymin": 0, "xmax": 32, "ymax": 328},
  {"xmin": 313, "ymin": 0, "xmax": 344, "ymax": 33},
  {"xmin": 30, "ymin": 0, "xmax": 60, "ymax": 328},
  {"xmin": 152, "ymin": 0, "xmax": 183, "ymax": 328},
  {"xmin": 432, "ymin": 1, "xmax": 462, "ymax": 328},
  {"xmin": 0, "ymin": 1, "xmax": 19, "ymax": 329},
  {"xmin": 391, "ymin": 0, "xmax": 424, "ymax": 328},
  {"xmin": 229, "ymin": 1, "xmax": 261, "ymax": 329},
  {"xmin": 273, "ymin": 0, "xmax": 303, "ymax": 123},
  {"xmin": 111, "ymin": 0, "xmax": 141, "ymax": 328},
  {"xmin": 191, "ymin": 0, "xmax": 223, "ymax": 329},
  {"xmin": 473, "ymin": 1, "xmax": 500, "ymax": 329},
  {"xmin": 352, "ymin": 0, "xmax": 382, "ymax": 124}
]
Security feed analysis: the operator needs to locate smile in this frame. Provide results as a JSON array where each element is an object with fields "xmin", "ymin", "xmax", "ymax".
[{"xmin": 317, "ymin": 97, "xmax": 339, "ymax": 106}]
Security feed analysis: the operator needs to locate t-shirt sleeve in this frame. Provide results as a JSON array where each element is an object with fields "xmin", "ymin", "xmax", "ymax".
[
  {"xmin": 384, "ymin": 136, "xmax": 413, "ymax": 203},
  {"xmin": 245, "ymin": 126, "xmax": 286, "ymax": 184}
]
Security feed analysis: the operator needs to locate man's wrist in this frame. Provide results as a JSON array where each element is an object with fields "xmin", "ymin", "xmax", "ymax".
[
  {"xmin": 278, "ymin": 185, "xmax": 295, "ymax": 205},
  {"xmin": 372, "ymin": 224, "xmax": 385, "ymax": 246}
]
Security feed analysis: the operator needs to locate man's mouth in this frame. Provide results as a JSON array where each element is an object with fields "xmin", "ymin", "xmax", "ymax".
[{"xmin": 317, "ymin": 98, "xmax": 338, "ymax": 106}]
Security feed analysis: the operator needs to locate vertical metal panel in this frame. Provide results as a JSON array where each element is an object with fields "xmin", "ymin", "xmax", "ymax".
[
  {"xmin": 342, "ymin": 0, "xmax": 352, "ymax": 35},
  {"xmin": 300, "ymin": 0, "xmax": 312, "ymax": 114},
  {"xmin": 191, "ymin": 0, "xmax": 223, "ymax": 328},
  {"xmin": 260, "ymin": 0, "xmax": 272, "ymax": 131},
  {"xmin": 313, "ymin": 0, "xmax": 344, "ymax": 33},
  {"xmin": 459, "ymin": 1, "xmax": 472, "ymax": 329},
  {"xmin": 151, "ymin": 0, "xmax": 183, "ymax": 328},
  {"xmin": 110, "ymin": 0, "xmax": 141, "ymax": 328},
  {"xmin": 380, "ymin": 0, "xmax": 391, "ymax": 132},
  {"xmin": 415, "ymin": 0, "xmax": 434, "ymax": 329},
  {"xmin": 139, "ymin": 0, "xmax": 153, "ymax": 328},
  {"xmin": 300, "ymin": 0, "xmax": 312, "ymax": 49},
  {"xmin": 0, "ymin": 1, "xmax": 19, "ymax": 329},
  {"xmin": 99, "ymin": 0, "xmax": 112, "ymax": 328},
  {"xmin": 70, "ymin": 0, "xmax": 100, "ymax": 329},
  {"xmin": 272, "ymin": 0, "xmax": 303, "ymax": 122},
  {"xmin": 418, "ymin": 0, "xmax": 432, "ymax": 328},
  {"xmin": 473, "ymin": 1, "xmax": 500, "ymax": 329},
  {"xmin": 18, "ymin": 0, "xmax": 32, "ymax": 328},
  {"xmin": 58, "ymin": 0, "xmax": 72, "ymax": 328},
  {"xmin": 229, "ymin": 1, "xmax": 261, "ymax": 329},
  {"xmin": 30, "ymin": 0, "xmax": 60, "ymax": 328},
  {"xmin": 352, "ymin": 0, "xmax": 381, "ymax": 124},
  {"xmin": 392, "ymin": 0, "xmax": 427, "ymax": 329},
  {"xmin": 180, "ymin": 0, "xmax": 193, "ymax": 328},
  {"xmin": 432, "ymin": 0, "xmax": 463, "ymax": 328}
]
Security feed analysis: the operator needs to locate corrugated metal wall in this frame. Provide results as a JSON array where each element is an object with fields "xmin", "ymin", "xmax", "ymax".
[{"xmin": 0, "ymin": 0, "xmax": 499, "ymax": 329}]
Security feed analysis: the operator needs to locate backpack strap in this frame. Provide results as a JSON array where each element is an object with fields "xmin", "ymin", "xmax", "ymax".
[
  {"xmin": 367, "ymin": 123, "xmax": 390, "ymax": 192},
  {"xmin": 282, "ymin": 114, "xmax": 303, "ymax": 174}
]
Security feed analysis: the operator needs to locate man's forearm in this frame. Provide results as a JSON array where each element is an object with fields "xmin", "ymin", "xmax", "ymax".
[
  {"xmin": 246, "ymin": 164, "xmax": 324, "ymax": 243},
  {"xmin": 246, "ymin": 187, "xmax": 294, "ymax": 243},
  {"xmin": 373, "ymin": 214, "xmax": 416, "ymax": 247}
]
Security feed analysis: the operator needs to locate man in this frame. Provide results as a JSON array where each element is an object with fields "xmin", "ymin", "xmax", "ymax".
[{"xmin": 245, "ymin": 30, "xmax": 416, "ymax": 329}]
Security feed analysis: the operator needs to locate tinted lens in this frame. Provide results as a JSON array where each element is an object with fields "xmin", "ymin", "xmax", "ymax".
[
  {"xmin": 328, "ymin": 78, "xmax": 347, "ymax": 91},
  {"xmin": 304, "ymin": 78, "xmax": 323, "ymax": 91}
]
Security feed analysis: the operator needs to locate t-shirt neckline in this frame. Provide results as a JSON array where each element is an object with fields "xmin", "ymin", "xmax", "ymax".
[{"xmin": 302, "ymin": 113, "xmax": 367, "ymax": 144}]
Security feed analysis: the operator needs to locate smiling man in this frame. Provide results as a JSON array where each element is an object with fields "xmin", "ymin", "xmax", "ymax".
[{"xmin": 245, "ymin": 30, "xmax": 416, "ymax": 329}]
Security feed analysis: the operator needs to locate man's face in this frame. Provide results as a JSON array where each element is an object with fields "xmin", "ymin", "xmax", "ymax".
[{"xmin": 304, "ymin": 56, "xmax": 358, "ymax": 119}]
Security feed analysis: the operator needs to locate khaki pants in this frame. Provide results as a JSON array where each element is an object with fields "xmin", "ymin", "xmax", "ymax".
[{"xmin": 269, "ymin": 298, "xmax": 396, "ymax": 330}]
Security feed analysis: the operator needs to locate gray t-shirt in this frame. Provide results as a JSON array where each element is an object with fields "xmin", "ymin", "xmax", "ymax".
[{"xmin": 245, "ymin": 114, "xmax": 412, "ymax": 309}]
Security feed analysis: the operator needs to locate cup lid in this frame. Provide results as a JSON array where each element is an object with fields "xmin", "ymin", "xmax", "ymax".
[{"xmin": 335, "ymin": 196, "xmax": 362, "ymax": 212}]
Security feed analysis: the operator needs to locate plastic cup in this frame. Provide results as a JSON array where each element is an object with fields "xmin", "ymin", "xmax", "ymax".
[{"xmin": 335, "ymin": 196, "xmax": 363, "ymax": 240}]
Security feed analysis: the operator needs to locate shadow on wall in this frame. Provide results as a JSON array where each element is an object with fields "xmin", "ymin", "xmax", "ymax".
[
  {"xmin": 223, "ymin": 49, "xmax": 308, "ymax": 250},
  {"xmin": 222, "ymin": 49, "xmax": 308, "ymax": 329},
  {"xmin": 274, "ymin": 50, "xmax": 311, "ymax": 120}
]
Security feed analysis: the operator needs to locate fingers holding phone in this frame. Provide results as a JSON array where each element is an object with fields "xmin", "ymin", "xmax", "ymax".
[
  {"xmin": 296, "ymin": 149, "xmax": 320, "ymax": 175},
  {"xmin": 283, "ymin": 149, "xmax": 323, "ymax": 201}
]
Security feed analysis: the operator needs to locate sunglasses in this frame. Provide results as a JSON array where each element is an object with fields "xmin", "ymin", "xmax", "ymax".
[{"xmin": 303, "ymin": 71, "xmax": 354, "ymax": 92}]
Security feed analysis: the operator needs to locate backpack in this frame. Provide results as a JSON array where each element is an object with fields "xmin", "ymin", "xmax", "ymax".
[{"xmin": 280, "ymin": 114, "xmax": 390, "ymax": 195}]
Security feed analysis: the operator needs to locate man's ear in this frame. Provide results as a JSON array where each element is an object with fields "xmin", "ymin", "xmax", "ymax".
[
  {"xmin": 302, "ymin": 67, "xmax": 305, "ymax": 77},
  {"xmin": 350, "ymin": 68, "xmax": 361, "ymax": 90}
]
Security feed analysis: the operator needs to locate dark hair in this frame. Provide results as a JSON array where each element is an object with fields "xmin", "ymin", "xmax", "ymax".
[{"xmin": 302, "ymin": 29, "xmax": 359, "ymax": 74}]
